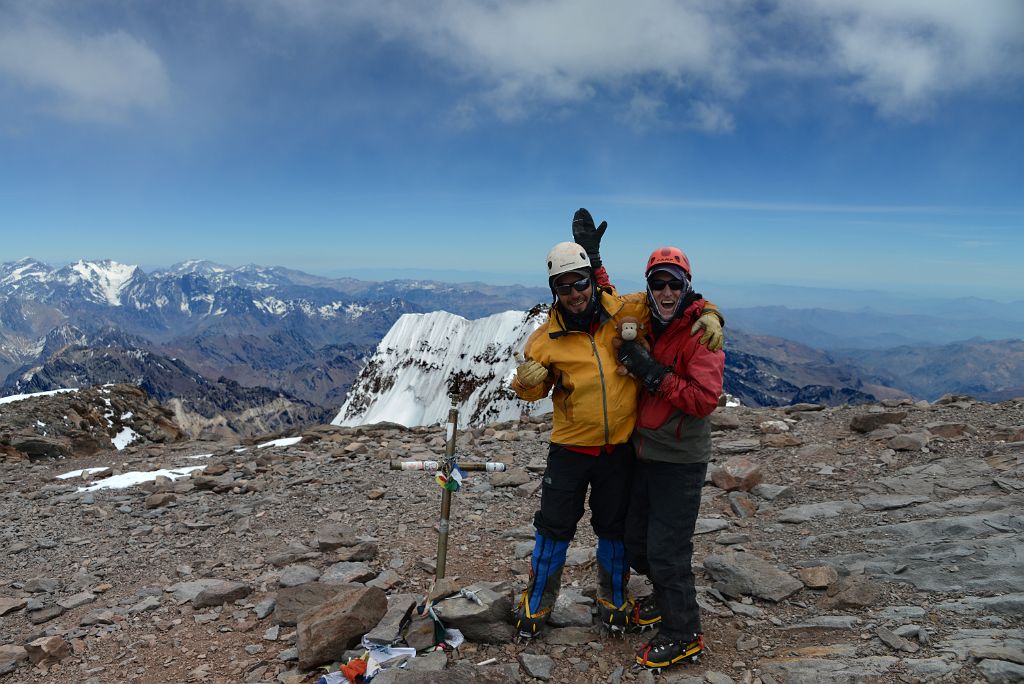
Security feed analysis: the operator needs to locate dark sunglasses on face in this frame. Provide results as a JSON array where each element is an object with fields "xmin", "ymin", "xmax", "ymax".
[
  {"xmin": 554, "ymin": 277, "xmax": 590, "ymax": 295},
  {"xmin": 648, "ymin": 278, "xmax": 686, "ymax": 291}
]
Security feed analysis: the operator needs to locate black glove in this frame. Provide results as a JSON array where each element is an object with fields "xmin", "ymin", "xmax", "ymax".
[
  {"xmin": 572, "ymin": 208, "xmax": 607, "ymax": 269},
  {"xmin": 617, "ymin": 341, "xmax": 670, "ymax": 393}
]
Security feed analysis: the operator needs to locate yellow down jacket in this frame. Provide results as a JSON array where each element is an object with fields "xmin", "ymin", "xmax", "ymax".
[{"xmin": 513, "ymin": 288, "xmax": 647, "ymax": 447}]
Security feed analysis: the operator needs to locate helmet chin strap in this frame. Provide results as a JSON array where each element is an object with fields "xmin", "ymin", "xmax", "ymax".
[{"xmin": 646, "ymin": 277, "xmax": 693, "ymax": 323}]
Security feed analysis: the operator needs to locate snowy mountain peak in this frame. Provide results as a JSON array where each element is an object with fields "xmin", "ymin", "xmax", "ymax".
[
  {"xmin": 165, "ymin": 260, "xmax": 231, "ymax": 276},
  {"xmin": 0, "ymin": 257, "xmax": 53, "ymax": 288},
  {"xmin": 334, "ymin": 307, "xmax": 551, "ymax": 428},
  {"xmin": 65, "ymin": 260, "xmax": 141, "ymax": 306}
]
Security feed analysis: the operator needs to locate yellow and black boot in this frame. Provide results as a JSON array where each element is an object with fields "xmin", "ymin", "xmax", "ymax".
[
  {"xmin": 513, "ymin": 533, "xmax": 568, "ymax": 639},
  {"xmin": 596, "ymin": 538, "xmax": 632, "ymax": 632},
  {"xmin": 630, "ymin": 593, "xmax": 662, "ymax": 631},
  {"xmin": 636, "ymin": 632, "xmax": 705, "ymax": 670}
]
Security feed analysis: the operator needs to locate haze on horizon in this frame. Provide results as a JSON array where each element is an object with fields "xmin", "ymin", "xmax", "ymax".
[{"xmin": 1, "ymin": 1, "xmax": 1022, "ymax": 299}]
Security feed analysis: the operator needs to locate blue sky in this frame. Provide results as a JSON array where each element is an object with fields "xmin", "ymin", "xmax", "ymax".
[{"xmin": 1, "ymin": 0, "xmax": 1022, "ymax": 299}]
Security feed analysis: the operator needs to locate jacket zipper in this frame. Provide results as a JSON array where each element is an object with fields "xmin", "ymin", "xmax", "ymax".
[{"xmin": 588, "ymin": 333, "xmax": 610, "ymax": 445}]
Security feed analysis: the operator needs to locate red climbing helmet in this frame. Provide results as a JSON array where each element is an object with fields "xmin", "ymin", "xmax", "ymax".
[{"xmin": 645, "ymin": 246, "xmax": 691, "ymax": 279}]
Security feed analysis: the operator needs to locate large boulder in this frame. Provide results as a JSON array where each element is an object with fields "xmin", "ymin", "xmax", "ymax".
[{"xmin": 297, "ymin": 584, "xmax": 387, "ymax": 669}]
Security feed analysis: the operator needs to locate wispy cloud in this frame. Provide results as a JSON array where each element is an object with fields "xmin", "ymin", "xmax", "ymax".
[
  {"xmin": 247, "ymin": 0, "xmax": 1023, "ymax": 127},
  {"xmin": 607, "ymin": 195, "xmax": 1024, "ymax": 216},
  {"xmin": 789, "ymin": 0, "xmax": 1024, "ymax": 119},
  {"xmin": 0, "ymin": 9, "xmax": 170, "ymax": 123}
]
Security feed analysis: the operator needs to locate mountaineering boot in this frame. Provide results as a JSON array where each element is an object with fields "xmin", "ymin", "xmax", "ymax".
[
  {"xmin": 630, "ymin": 593, "xmax": 661, "ymax": 631},
  {"xmin": 635, "ymin": 632, "xmax": 705, "ymax": 670},
  {"xmin": 513, "ymin": 532, "xmax": 568, "ymax": 639},
  {"xmin": 596, "ymin": 538, "xmax": 632, "ymax": 633}
]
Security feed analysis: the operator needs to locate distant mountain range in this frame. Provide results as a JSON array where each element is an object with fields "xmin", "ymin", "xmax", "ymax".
[
  {"xmin": 0, "ymin": 257, "xmax": 549, "ymax": 434},
  {"xmin": 1, "ymin": 257, "xmax": 1021, "ymax": 433}
]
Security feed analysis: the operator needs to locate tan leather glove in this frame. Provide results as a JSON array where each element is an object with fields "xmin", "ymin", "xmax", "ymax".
[
  {"xmin": 691, "ymin": 311, "xmax": 724, "ymax": 352},
  {"xmin": 515, "ymin": 359, "xmax": 548, "ymax": 388}
]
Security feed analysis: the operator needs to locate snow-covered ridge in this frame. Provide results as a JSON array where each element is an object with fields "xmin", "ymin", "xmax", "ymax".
[
  {"xmin": 334, "ymin": 308, "xmax": 551, "ymax": 428},
  {"xmin": 68, "ymin": 260, "xmax": 139, "ymax": 306}
]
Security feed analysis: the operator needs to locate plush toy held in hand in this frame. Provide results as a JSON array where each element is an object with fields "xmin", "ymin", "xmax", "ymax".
[{"xmin": 612, "ymin": 316, "xmax": 650, "ymax": 375}]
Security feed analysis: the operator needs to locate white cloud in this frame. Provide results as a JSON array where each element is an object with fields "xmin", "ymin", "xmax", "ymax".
[
  {"xmin": 786, "ymin": 0, "xmax": 1024, "ymax": 118},
  {"xmin": 687, "ymin": 100, "xmax": 735, "ymax": 133},
  {"xmin": 254, "ymin": 0, "xmax": 740, "ymax": 126},
  {"xmin": 0, "ymin": 15, "xmax": 170, "ymax": 123},
  {"xmin": 252, "ymin": 0, "xmax": 1023, "ymax": 125}
]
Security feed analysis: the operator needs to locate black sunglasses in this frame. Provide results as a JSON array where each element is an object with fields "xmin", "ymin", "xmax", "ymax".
[
  {"xmin": 554, "ymin": 277, "xmax": 591, "ymax": 295},
  {"xmin": 648, "ymin": 278, "xmax": 686, "ymax": 291}
]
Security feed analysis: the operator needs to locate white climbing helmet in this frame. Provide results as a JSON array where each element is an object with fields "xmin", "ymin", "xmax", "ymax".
[{"xmin": 546, "ymin": 242, "xmax": 591, "ymax": 279}]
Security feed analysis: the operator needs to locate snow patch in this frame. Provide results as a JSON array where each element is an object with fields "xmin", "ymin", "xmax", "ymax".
[
  {"xmin": 0, "ymin": 388, "xmax": 78, "ymax": 405},
  {"xmin": 77, "ymin": 465, "xmax": 207, "ymax": 492},
  {"xmin": 56, "ymin": 467, "xmax": 110, "ymax": 480},
  {"xmin": 112, "ymin": 427, "xmax": 139, "ymax": 450},
  {"xmin": 70, "ymin": 260, "xmax": 138, "ymax": 306},
  {"xmin": 257, "ymin": 436, "xmax": 302, "ymax": 448}
]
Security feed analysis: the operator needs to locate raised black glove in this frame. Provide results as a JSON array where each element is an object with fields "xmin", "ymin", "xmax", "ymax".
[
  {"xmin": 617, "ymin": 341, "xmax": 670, "ymax": 393},
  {"xmin": 571, "ymin": 208, "xmax": 607, "ymax": 269}
]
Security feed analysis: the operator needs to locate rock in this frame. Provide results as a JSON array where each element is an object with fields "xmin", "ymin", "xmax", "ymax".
[
  {"xmin": 889, "ymin": 432, "xmax": 930, "ymax": 451},
  {"xmin": 784, "ymin": 403, "xmax": 825, "ymax": 413},
  {"xmin": 268, "ymin": 543, "xmax": 320, "ymax": 566},
  {"xmin": 783, "ymin": 615, "xmax": 861, "ymax": 631},
  {"xmin": 762, "ymin": 433, "xmax": 802, "ymax": 447},
  {"xmin": 709, "ymin": 410, "xmax": 740, "ymax": 430},
  {"xmin": 319, "ymin": 561, "xmax": 375, "ymax": 584},
  {"xmin": 316, "ymin": 524, "xmax": 359, "ymax": 551},
  {"xmin": 0, "ymin": 597, "xmax": 27, "ymax": 615},
  {"xmin": 430, "ymin": 580, "xmax": 515, "ymax": 644},
  {"xmin": 274, "ymin": 584, "xmax": 346, "ymax": 626},
  {"xmin": 518, "ymin": 653, "xmax": 554, "ymax": 680},
  {"xmin": 876, "ymin": 626, "xmax": 919, "ymax": 653},
  {"xmin": 24, "ymin": 577, "xmax": 60, "ymax": 593},
  {"xmin": 695, "ymin": 518, "xmax": 732, "ymax": 535},
  {"xmin": 925, "ymin": 421, "xmax": 968, "ymax": 438},
  {"xmin": 550, "ymin": 588, "xmax": 592, "ymax": 628},
  {"xmin": 760, "ymin": 656, "xmax": 898, "ymax": 682},
  {"xmin": 364, "ymin": 593, "xmax": 418, "ymax": 646},
  {"xmin": 57, "ymin": 591, "xmax": 96, "ymax": 609},
  {"xmin": 333, "ymin": 541, "xmax": 379, "ymax": 562},
  {"xmin": 296, "ymin": 584, "xmax": 387, "ymax": 669},
  {"xmin": 977, "ymin": 658, "xmax": 1024, "ymax": 683},
  {"xmin": 703, "ymin": 552, "xmax": 802, "ymax": 602},
  {"xmin": 544, "ymin": 625, "xmax": 594, "ymax": 646},
  {"xmin": 0, "ymin": 644, "xmax": 28, "ymax": 668},
  {"xmin": 850, "ymin": 412, "xmax": 907, "ymax": 433},
  {"xmin": 28, "ymin": 605, "xmax": 64, "ymax": 624},
  {"xmin": 367, "ymin": 569, "xmax": 401, "ymax": 591},
  {"xmin": 751, "ymin": 483, "xmax": 795, "ymax": 501},
  {"xmin": 370, "ymin": 663, "xmax": 521, "ymax": 683},
  {"xmin": 821, "ymin": 576, "xmax": 881, "ymax": 610},
  {"xmin": 490, "ymin": 467, "xmax": 531, "ymax": 488},
  {"xmin": 144, "ymin": 492, "xmax": 177, "ymax": 509},
  {"xmin": 715, "ymin": 439, "xmax": 761, "ymax": 455},
  {"xmin": 403, "ymin": 612, "xmax": 439, "ymax": 652},
  {"xmin": 168, "ymin": 578, "xmax": 225, "ymax": 604},
  {"xmin": 858, "ymin": 494, "xmax": 930, "ymax": 510},
  {"xmin": 759, "ymin": 420, "xmax": 790, "ymax": 433},
  {"xmin": 777, "ymin": 500, "xmax": 863, "ymax": 523},
  {"xmin": 192, "ymin": 580, "xmax": 252, "ymax": 608},
  {"xmin": 278, "ymin": 564, "xmax": 321, "ymax": 587},
  {"xmin": 710, "ymin": 457, "xmax": 762, "ymax": 492},
  {"xmin": 728, "ymin": 491, "xmax": 757, "ymax": 518},
  {"xmin": 798, "ymin": 566, "xmax": 838, "ymax": 589},
  {"xmin": 25, "ymin": 636, "xmax": 70, "ymax": 665}
]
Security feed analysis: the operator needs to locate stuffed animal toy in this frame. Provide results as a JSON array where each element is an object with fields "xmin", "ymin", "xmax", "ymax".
[{"xmin": 613, "ymin": 316, "xmax": 650, "ymax": 375}]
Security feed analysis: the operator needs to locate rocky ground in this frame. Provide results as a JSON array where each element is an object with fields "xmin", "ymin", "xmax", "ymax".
[{"xmin": 0, "ymin": 391, "xmax": 1022, "ymax": 683}]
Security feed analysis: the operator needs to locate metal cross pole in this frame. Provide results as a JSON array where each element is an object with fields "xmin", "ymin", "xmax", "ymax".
[
  {"xmin": 434, "ymin": 392, "xmax": 458, "ymax": 579},
  {"xmin": 388, "ymin": 392, "xmax": 507, "ymax": 580}
]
